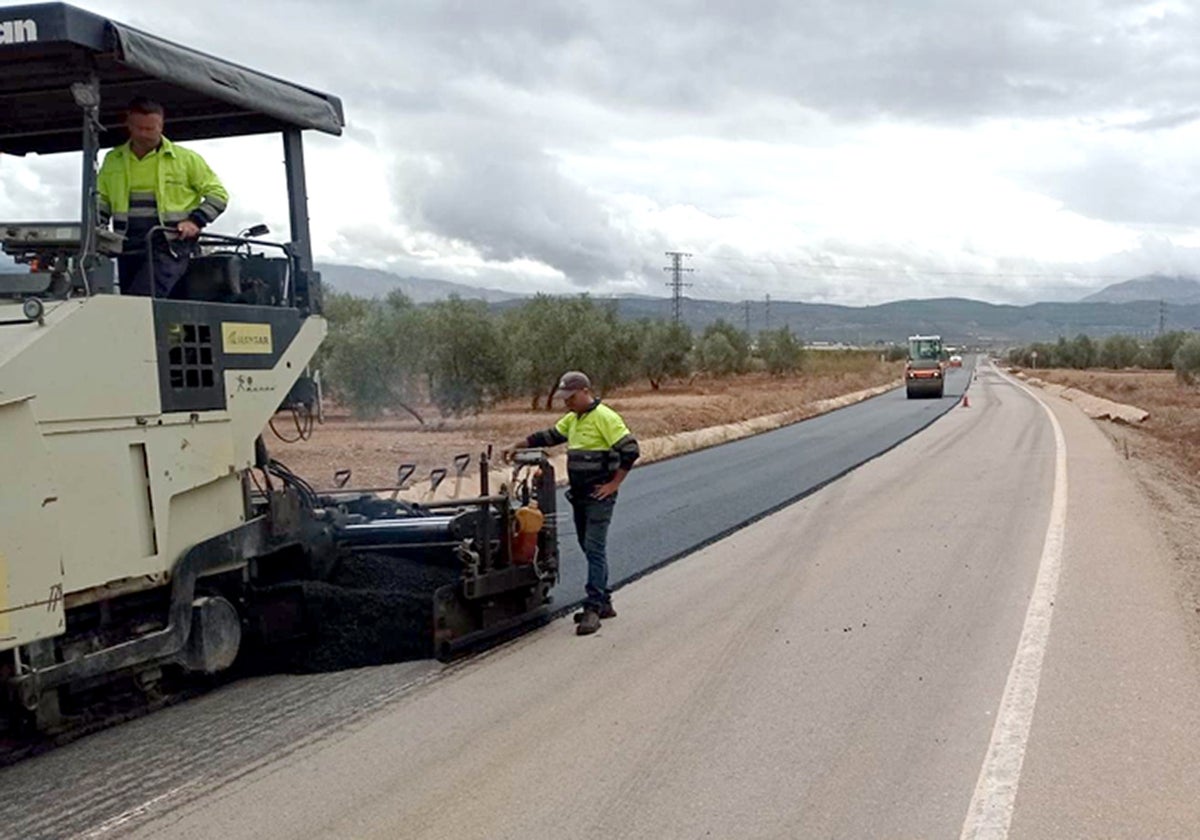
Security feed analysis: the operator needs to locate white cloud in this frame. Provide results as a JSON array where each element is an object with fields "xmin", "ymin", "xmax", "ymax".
[{"xmin": 5, "ymin": 0, "xmax": 1200, "ymax": 304}]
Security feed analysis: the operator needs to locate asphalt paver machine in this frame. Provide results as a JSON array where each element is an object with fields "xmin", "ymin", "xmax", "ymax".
[{"xmin": 0, "ymin": 3, "xmax": 558, "ymax": 734}]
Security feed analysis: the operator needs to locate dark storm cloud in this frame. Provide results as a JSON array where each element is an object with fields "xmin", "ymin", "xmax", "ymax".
[
  {"xmin": 304, "ymin": 0, "xmax": 1200, "ymax": 124},
  {"xmin": 141, "ymin": 0, "xmax": 1198, "ymax": 141},
  {"xmin": 389, "ymin": 120, "xmax": 661, "ymax": 284}
]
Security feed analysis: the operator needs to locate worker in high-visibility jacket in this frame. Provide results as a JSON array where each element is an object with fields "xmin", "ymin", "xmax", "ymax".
[
  {"xmin": 507, "ymin": 370, "xmax": 640, "ymax": 636},
  {"xmin": 97, "ymin": 97, "xmax": 228, "ymax": 297}
]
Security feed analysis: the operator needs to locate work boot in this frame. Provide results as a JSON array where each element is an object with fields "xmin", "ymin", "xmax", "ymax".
[
  {"xmin": 575, "ymin": 609, "xmax": 601, "ymax": 636},
  {"xmin": 574, "ymin": 604, "xmax": 617, "ymax": 622}
]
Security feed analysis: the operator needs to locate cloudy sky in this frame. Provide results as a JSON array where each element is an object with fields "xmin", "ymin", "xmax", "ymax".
[{"xmin": 4, "ymin": 0, "xmax": 1200, "ymax": 305}]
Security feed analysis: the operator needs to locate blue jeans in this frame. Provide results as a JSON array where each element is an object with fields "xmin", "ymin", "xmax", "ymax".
[{"xmin": 570, "ymin": 494, "xmax": 616, "ymax": 610}]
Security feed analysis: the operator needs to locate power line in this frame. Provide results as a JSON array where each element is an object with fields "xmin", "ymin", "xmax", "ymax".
[
  {"xmin": 663, "ymin": 250, "xmax": 694, "ymax": 324},
  {"xmin": 702, "ymin": 254, "xmax": 1130, "ymax": 281}
]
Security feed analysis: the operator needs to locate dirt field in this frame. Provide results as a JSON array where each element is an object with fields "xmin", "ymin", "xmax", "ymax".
[
  {"xmin": 1027, "ymin": 368, "xmax": 1200, "ymax": 477},
  {"xmin": 271, "ymin": 354, "xmax": 901, "ymax": 490}
]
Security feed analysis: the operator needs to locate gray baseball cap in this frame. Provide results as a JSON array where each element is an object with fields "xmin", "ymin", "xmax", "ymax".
[{"xmin": 553, "ymin": 370, "xmax": 592, "ymax": 398}]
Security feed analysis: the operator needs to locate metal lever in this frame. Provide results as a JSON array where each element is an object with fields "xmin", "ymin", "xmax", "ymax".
[
  {"xmin": 397, "ymin": 463, "xmax": 416, "ymax": 488},
  {"xmin": 425, "ymin": 468, "xmax": 448, "ymax": 502},
  {"xmin": 451, "ymin": 453, "xmax": 471, "ymax": 499},
  {"xmin": 390, "ymin": 463, "xmax": 417, "ymax": 500}
]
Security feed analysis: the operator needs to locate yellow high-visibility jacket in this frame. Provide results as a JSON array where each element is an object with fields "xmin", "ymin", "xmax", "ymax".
[
  {"xmin": 527, "ymin": 400, "xmax": 639, "ymax": 493},
  {"xmin": 97, "ymin": 137, "xmax": 228, "ymax": 231}
]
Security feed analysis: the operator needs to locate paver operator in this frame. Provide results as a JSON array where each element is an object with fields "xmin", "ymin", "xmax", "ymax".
[{"xmin": 97, "ymin": 97, "xmax": 228, "ymax": 297}]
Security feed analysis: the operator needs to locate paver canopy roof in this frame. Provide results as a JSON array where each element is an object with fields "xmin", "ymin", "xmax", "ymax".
[{"xmin": 0, "ymin": 2, "xmax": 344, "ymax": 155}]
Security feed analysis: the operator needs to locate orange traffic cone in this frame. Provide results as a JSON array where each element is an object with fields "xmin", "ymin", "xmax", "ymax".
[{"xmin": 961, "ymin": 394, "xmax": 970, "ymax": 408}]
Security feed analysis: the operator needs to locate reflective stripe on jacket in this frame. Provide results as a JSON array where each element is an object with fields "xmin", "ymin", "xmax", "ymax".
[
  {"xmin": 97, "ymin": 137, "xmax": 228, "ymax": 231},
  {"xmin": 527, "ymin": 400, "xmax": 639, "ymax": 490}
]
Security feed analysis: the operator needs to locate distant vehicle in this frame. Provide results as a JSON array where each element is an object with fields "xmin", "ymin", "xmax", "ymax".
[
  {"xmin": 949, "ymin": 355, "xmax": 963, "ymax": 367},
  {"xmin": 906, "ymin": 334, "xmax": 945, "ymax": 398}
]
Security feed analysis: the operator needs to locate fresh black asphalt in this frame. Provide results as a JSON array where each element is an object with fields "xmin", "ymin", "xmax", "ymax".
[{"xmin": 554, "ymin": 365, "xmax": 973, "ymax": 610}]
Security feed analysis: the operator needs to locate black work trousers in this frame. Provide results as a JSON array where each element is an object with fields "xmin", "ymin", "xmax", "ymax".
[{"xmin": 117, "ymin": 228, "xmax": 193, "ymax": 297}]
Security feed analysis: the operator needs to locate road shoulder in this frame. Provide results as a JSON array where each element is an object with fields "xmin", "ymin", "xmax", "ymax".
[{"xmin": 1008, "ymin": 385, "xmax": 1200, "ymax": 838}]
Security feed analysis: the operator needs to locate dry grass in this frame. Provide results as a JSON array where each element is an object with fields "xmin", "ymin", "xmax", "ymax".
[
  {"xmin": 1029, "ymin": 368, "xmax": 1200, "ymax": 477},
  {"xmin": 275, "ymin": 355, "xmax": 902, "ymax": 488}
]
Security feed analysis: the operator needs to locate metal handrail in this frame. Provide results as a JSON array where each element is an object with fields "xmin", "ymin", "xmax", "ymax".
[{"xmin": 143, "ymin": 226, "xmax": 294, "ymax": 304}]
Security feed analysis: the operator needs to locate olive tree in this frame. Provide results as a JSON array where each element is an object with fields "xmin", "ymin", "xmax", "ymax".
[
  {"xmin": 635, "ymin": 320, "xmax": 693, "ymax": 389},
  {"xmin": 423, "ymin": 296, "xmax": 508, "ymax": 416},
  {"xmin": 697, "ymin": 319, "xmax": 750, "ymax": 375},
  {"xmin": 1173, "ymin": 334, "xmax": 1200, "ymax": 385},
  {"xmin": 1098, "ymin": 334, "xmax": 1142, "ymax": 369},
  {"xmin": 322, "ymin": 292, "xmax": 427, "ymax": 420},
  {"xmin": 758, "ymin": 327, "xmax": 805, "ymax": 375}
]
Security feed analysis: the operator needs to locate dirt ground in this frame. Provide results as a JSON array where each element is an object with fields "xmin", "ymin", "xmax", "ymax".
[
  {"xmin": 271, "ymin": 355, "xmax": 901, "ymax": 490},
  {"xmin": 1029, "ymin": 369, "xmax": 1200, "ymax": 476},
  {"xmin": 1016, "ymin": 367, "xmax": 1200, "ymax": 646}
]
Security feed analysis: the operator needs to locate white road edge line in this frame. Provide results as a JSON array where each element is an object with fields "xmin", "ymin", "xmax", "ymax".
[
  {"xmin": 74, "ymin": 781, "xmax": 196, "ymax": 840},
  {"xmin": 959, "ymin": 366, "xmax": 1068, "ymax": 840}
]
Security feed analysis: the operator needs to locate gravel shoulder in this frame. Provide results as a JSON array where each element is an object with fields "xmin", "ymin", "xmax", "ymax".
[
  {"xmin": 1019, "ymin": 368, "xmax": 1200, "ymax": 657},
  {"xmin": 1087, "ymin": 423, "xmax": 1200, "ymax": 655}
]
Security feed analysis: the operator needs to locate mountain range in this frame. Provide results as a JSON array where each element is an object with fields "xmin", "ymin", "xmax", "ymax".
[
  {"xmin": 1079, "ymin": 274, "xmax": 1200, "ymax": 305},
  {"xmin": 4, "ymin": 257, "xmax": 1199, "ymax": 345},
  {"xmin": 317, "ymin": 263, "xmax": 521, "ymax": 304},
  {"xmin": 599, "ymin": 296, "xmax": 1197, "ymax": 346},
  {"xmin": 318, "ymin": 265, "xmax": 1200, "ymax": 347}
]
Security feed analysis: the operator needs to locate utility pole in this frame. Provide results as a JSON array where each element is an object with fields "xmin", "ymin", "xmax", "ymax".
[
  {"xmin": 663, "ymin": 251, "xmax": 693, "ymax": 325},
  {"xmin": 765, "ymin": 293, "xmax": 772, "ymax": 330},
  {"xmin": 743, "ymin": 300, "xmax": 751, "ymax": 334},
  {"xmin": 1159, "ymin": 299, "xmax": 1166, "ymax": 336}
]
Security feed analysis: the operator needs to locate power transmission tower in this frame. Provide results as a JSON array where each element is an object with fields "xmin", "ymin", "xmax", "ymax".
[
  {"xmin": 1159, "ymin": 299, "xmax": 1166, "ymax": 335},
  {"xmin": 663, "ymin": 251, "xmax": 693, "ymax": 324},
  {"xmin": 765, "ymin": 293, "xmax": 771, "ymax": 330}
]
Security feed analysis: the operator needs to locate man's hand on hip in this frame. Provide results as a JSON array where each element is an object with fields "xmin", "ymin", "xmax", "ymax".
[
  {"xmin": 591, "ymin": 468, "xmax": 628, "ymax": 500},
  {"xmin": 592, "ymin": 480, "xmax": 620, "ymax": 500}
]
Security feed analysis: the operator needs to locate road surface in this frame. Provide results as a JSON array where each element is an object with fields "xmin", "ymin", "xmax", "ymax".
[
  {"xmin": 8, "ymin": 363, "xmax": 1200, "ymax": 839},
  {"xmin": 7, "ymin": 360, "xmax": 1190, "ymax": 840},
  {"xmin": 0, "ymin": 371, "xmax": 973, "ymax": 840}
]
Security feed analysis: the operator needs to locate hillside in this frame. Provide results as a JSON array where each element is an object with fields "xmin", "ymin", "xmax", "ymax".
[
  {"xmin": 4, "ymin": 255, "xmax": 1198, "ymax": 345},
  {"xmin": 495, "ymin": 295, "xmax": 1200, "ymax": 346},
  {"xmin": 1081, "ymin": 274, "xmax": 1200, "ymax": 305},
  {"xmin": 316, "ymin": 263, "xmax": 521, "ymax": 304},
  {"xmin": 319, "ymin": 265, "xmax": 1200, "ymax": 345}
]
